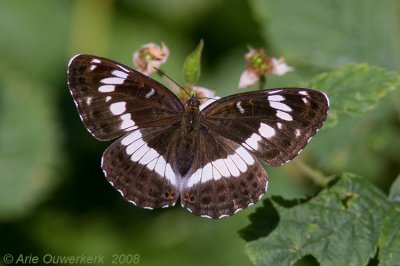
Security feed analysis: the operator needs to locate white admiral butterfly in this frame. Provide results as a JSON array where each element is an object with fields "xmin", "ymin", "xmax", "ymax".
[{"xmin": 68, "ymin": 54, "xmax": 329, "ymax": 219}]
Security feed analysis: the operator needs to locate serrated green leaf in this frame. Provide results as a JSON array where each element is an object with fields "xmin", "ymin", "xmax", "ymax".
[
  {"xmin": 378, "ymin": 206, "xmax": 400, "ymax": 266},
  {"xmin": 243, "ymin": 173, "xmax": 391, "ymax": 266},
  {"xmin": 249, "ymin": 0, "xmax": 400, "ymax": 70},
  {"xmin": 307, "ymin": 64, "xmax": 400, "ymax": 128},
  {"xmin": 182, "ymin": 40, "xmax": 204, "ymax": 85},
  {"xmin": 0, "ymin": 73, "xmax": 63, "ymax": 220},
  {"xmin": 388, "ymin": 175, "xmax": 400, "ymax": 203}
]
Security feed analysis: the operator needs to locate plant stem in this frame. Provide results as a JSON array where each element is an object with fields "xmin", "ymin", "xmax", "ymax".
[
  {"xmin": 259, "ymin": 76, "xmax": 267, "ymax": 90},
  {"xmin": 293, "ymin": 159, "xmax": 331, "ymax": 187}
]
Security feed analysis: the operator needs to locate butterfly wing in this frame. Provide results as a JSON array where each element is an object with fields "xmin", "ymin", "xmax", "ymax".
[
  {"xmin": 180, "ymin": 131, "xmax": 267, "ymax": 218},
  {"xmin": 201, "ymin": 88, "xmax": 329, "ymax": 167},
  {"xmin": 102, "ymin": 127, "xmax": 182, "ymax": 209},
  {"xmin": 68, "ymin": 54, "xmax": 184, "ymax": 140},
  {"xmin": 68, "ymin": 54, "xmax": 185, "ymax": 209}
]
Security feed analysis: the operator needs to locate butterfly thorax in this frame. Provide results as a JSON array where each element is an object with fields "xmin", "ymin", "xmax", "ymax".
[
  {"xmin": 175, "ymin": 94, "xmax": 201, "ymax": 176},
  {"xmin": 182, "ymin": 94, "xmax": 201, "ymax": 135}
]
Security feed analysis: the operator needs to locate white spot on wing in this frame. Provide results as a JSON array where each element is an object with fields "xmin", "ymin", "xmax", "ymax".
[
  {"xmin": 90, "ymin": 65, "xmax": 97, "ymax": 71},
  {"xmin": 259, "ymin": 123, "xmax": 275, "ymax": 139},
  {"xmin": 112, "ymin": 70, "xmax": 129, "ymax": 79},
  {"xmin": 224, "ymin": 156, "xmax": 240, "ymax": 177},
  {"xmin": 212, "ymin": 166, "xmax": 222, "ymax": 180},
  {"xmin": 86, "ymin": 97, "xmax": 92, "ymax": 105},
  {"xmin": 212, "ymin": 159, "xmax": 230, "ymax": 178},
  {"xmin": 185, "ymin": 145, "xmax": 255, "ymax": 187},
  {"xmin": 277, "ymin": 122, "xmax": 283, "ymax": 129},
  {"xmin": 91, "ymin": 58, "xmax": 101, "ymax": 64},
  {"xmin": 302, "ymin": 97, "xmax": 308, "ymax": 103},
  {"xmin": 110, "ymin": 101, "xmax": 126, "ymax": 115},
  {"xmin": 121, "ymin": 130, "xmax": 142, "ymax": 146},
  {"xmin": 126, "ymin": 138, "xmax": 145, "ymax": 155},
  {"xmin": 201, "ymin": 163, "xmax": 213, "ymax": 183},
  {"xmin": 145, "ymin": 88, "xmax": 155, "ymax": 98},
  {"xmin": 229, "ymin": 154, "xmax": 247, "ymax": 173},
  {"xmin": 101, "ymin": 77, "xmax": 125, "ymax": 85},
  {"xmin": 245, "ymin": 133, "xmax": 262, "ymax": 150},
  {"xmin": 98, "ymin": 85, "xmax": 115, "ymax": 92},
  {"xmin": 106, "ymin": 96, "xmax": 112, "ymax": 102},
  {"xmin": 155, "ymin": 156, "xmax": 166, "ymax": 177},
  {"xmin": 270, "ymin": 102, "xmax": 292, "ymax": 112},
  {"xmin": 131, "ymin": 144, "xmax": 150, "ymax": 162},
  {"xmin": 276, "ymin": 110, "xmax": 293, "ymax": 121},
  {"xmin": 268, "ymin": 95, "xmax": 285, "ymax": 101},
  {"xmin": 236, "ymin": 146, "xmax": 255, "ymax": 165},
  {"xmin": 147, "ymin": 158, "xmax": 157, "ymax": 171},
  {"xmin": 299, "ymin": 90, "xmax": 308, "ymax": 96},
  {"xmin": 139, "ymin": 148, "xmax": 159, "ymax": 165},
  {"xmin": 165, "ymin": 164, "xmax": 176, "ymax": 185},
  {"xmin": 120, "ymin": 113, "xmax": 136, "ymax": 130},
  {"xmin": 295, "ymin": 129, "xmax": 301, "ymax": 137},
  {"xmin": 188, "ymin": 168, "xmax": 202, "ymax": 186},
  {"xmin": 236, "ymin": 101, "xmax": 245, "ymax": 114}
]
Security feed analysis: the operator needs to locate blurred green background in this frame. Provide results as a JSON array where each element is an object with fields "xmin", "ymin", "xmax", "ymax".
[{"xmin": 0, "ymin": 1, "xmax": 399, "ymax": 266}]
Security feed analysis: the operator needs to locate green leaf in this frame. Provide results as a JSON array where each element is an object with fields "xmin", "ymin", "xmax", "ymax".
[
  {"xmin": 182, "ymin": 40, "xmax": 204, "ymax": 85},
  {"xmin": 388, "ymin": 175, "xmax": 400, "ymax": 203},
  {"xmin": 378, "ymin": 174, "xmax": 400, "ymax": 266},
  {"xmin": 242, "ymin": 173, "xmax": 391, "ymax": 266},
  {"xmin": 249, "ymin": 0, "xmax": 400, "ymax": 70},
  {"xmin": 0, "ymin": 72, "xmax": 63, "ymax": 220},
  {"xmin": 378, "ymin": 206, "xmax": 400, "ymax": 266},
  {"xmin": 306, "ymin": 64, "xmax": 400, "ymax": 128}
]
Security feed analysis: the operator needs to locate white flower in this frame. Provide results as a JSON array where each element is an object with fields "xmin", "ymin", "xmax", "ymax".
[
  {"xmin": 238, "ymin": 47, "xmax": 294, "ymax": 89},
  {"xmin": 238, "ymin": 69, "xmax": 260, "ymax": 89},
  {"xmin": 271, "ymin": 57, "xmax": 294, "ymax": 76},
  {"xmin": 133, "ymin": 42, "xmax": 169, "ymax": 75}
]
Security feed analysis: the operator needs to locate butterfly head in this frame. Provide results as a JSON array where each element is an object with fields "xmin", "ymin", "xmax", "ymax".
[{"xmin": 186, "ymin": 93, "xmax": 200, "ymax": 108}]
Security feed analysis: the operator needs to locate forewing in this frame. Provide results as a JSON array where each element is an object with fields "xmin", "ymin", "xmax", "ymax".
[
  {"xmin": 202, "ymin": 88, "xmax": 329, "ymax": 166},
  {"xmin": 102, "ymin": 127, "xmax": 181, "ymax": 209},
  {"xmin": 68, "ymin": 54, "xmax": 184, "ymax": 140},
  {"xmin": 180, "ymin": 131, "xmax": 268, "ymax": 219}
]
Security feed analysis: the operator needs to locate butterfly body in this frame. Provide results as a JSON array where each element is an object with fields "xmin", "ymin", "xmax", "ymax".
[{"xmin": 68, "ymin": 54, "xmax": 329, "ymax": 219}]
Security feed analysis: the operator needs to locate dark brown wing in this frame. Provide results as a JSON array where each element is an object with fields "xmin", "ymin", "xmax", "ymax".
[
  {"xmin": 68, "ymin": 54, "xmax": 184, "ymax": 140},
  {"xmin": 102, "ymin": 127, "xmax": 181, "ymax": 209},
  {"xmin": 180, "ymin": 131, "xmax": 267, "ymax": 218},
  {"xmin": 201, "ymin": 88, "xmax": 329, "ymax": 166}
]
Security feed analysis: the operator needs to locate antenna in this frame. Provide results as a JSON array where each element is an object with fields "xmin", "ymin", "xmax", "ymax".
[{"xmin": 153, "ymin": 67, "xmax": 191, "ymax": 97}]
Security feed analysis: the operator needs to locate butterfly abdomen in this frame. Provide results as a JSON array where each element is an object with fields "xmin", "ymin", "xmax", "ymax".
[{"xmin": 175, "ymin": 95, "xmax": 202, "ymax": 176}]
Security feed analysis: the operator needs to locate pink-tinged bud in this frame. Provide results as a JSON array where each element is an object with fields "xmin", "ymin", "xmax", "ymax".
[
  {"xmin": 238, "ymin": 69, "xmax": 260, "ymax": 89},
  {"xmin": 238, "ymin": 47, "xmax": 294, "ymax": 88},
  {"xmin": 133, "ymin": 42, "xmax": 169, "ymax": 75},
  {"xmin": 271, "ymin": 57, "xmax": 294, "ymax": 76}
]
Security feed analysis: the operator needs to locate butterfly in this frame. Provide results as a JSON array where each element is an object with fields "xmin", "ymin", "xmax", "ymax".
[{"xmin": 67, "ymin": 54, "xmax": 329, "ymax": 219}]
